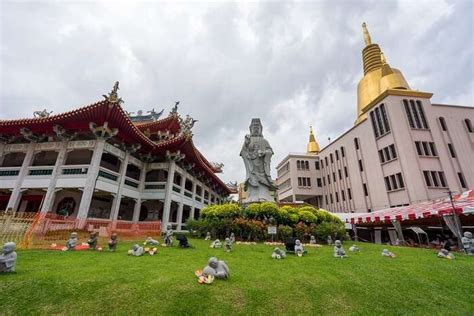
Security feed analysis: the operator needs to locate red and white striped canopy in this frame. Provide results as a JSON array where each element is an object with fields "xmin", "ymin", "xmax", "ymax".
[{"xmin": 347, "ymin": 189, "xmax": 474, "ymax": 225}]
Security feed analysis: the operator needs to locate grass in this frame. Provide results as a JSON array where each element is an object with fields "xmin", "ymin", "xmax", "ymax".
[{"xmin": 1, "ymin": 238, "xmax": 473, "ymax": 315}]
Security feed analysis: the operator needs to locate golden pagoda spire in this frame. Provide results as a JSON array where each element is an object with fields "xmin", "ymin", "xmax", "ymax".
[
  {"xmin": 362, "ymin": 22, "xmax": 372, "ymax": 46},
  {"xmin": 307, "ymin": 125, "xmax": 320, "ymax": 154},
  {"xmin": 380, "ymin": 51, "xmax": 387, "ymax": 64}
]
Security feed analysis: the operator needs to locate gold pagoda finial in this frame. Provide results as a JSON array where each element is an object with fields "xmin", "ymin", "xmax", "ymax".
[
  {"xmin": 362, "ymin": 22, "xmax": 372, "ymax": 46},
  {"xmin": 307, "ymin": 125, "xmax": 320, "ymax": 154},
  {"xmin": 103, "ymin": 81, "xmax": 123, "ymax": 104},
  {"xmin": 380, "ymin": 52, "xmax": 387, "ymax": 64}
]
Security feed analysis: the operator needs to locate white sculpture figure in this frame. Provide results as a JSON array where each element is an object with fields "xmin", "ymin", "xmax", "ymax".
[
  {"xmin": 205, "ymin": 232, "xmax": 211, "ymax": 240},
  {"xmin": 310, "ymin": 235, "xmax": 317, "ymax": 245},
  {"xmin": 210, "ymin": 239, "xmax": 222, "ymax": 248},
  {"xmin": 224, "ymin": 238, "xmax": 232, "ymax": 252},
  {"xmin": 333, "ymin": 240, "xmax": 347, "ymax": 258},
  {"xmin": 294, "ymin": 239, "xmax": 304, "ymax": 257},
  {"xmin": 381, "ymin": 249, "xmax": 396, "ymax": 258},
  {"xmin": 202, "ymin": 257, "xmax": 230, "ymax": 279},
  {"xmin": 272, "ymin": 247, "xmax": 286, "ymax": 259},
  {"xmin": 229, "ymin": 232, "xmax": 235, "ymax": 244},
  {"xmin": 0, "ymin": 242, "xmax": 17, "ymax": 273},
  {"xmin": 461, "ymin": 232, "xmax": 473, "ymax": 255},
  {"xmin": 349, "ymin": 245, "xmax": 360, "ymax": 252},
  {"xmin": 327, "ymin": 235, "xmax": 333, "ymax": 245},
  {"xmin": 240, "ymin": 118, "xmax": 276, "ymax": 203},
  {"xmin": 164, "ymin": 224, "xmax": 173, "ymax": 247},
  {"xmin": 144, "ymin": 237, "xmax": 159, "ymax": 246},
  {"xmin": 437, "ymin": 248, "xmax": 455, "ymax": 260},
  {"xmin": 128, "ymin": 244, "xmax": 144, "ymax": 256}
]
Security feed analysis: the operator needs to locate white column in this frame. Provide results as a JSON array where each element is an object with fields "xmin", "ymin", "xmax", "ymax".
[
  {"xmin": 162, "ymin": 161, "xmax": 176, "ymax": 229},
  {"xmin": 0, "ymin": 143, "xmax": 6, "ymax": 166},
  {"xmin": 132, "ymin": 164, "xmax": 147, "ymax": 223},
  {"xmin": 40, "ymin": 141, "xmax": 68, "ymax": 213},
  {"xmin": 190, "ymin": 206, "xmax": 196, "ymax": 221},
  {"xmin": 76, "ymin": 139, "xmax": 105, "ymax": 219},
  {"xmin": 110, "ymin": 152, "xmax": 129, "ymax": 221},
  {"xmin": 7, "ymin": 143, "xmax": 35, "ymax": 211},
  {"xmin": 176, "ymin": 202, "xmax": 184, "ymax": 230}
]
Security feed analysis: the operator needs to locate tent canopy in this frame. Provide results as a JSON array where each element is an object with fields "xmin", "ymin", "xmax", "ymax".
[{"xmin": 339, "ymin": 190, "xmax": 474, "ymax": 225}]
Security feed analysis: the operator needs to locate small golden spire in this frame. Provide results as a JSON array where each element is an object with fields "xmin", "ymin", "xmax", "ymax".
[
  {"xmin": 380, "ymin": 52, "xmax": 387, "ymax": 64},
  {"xmin": 362, "ymin": 22, "xmax": 372, "ymax": 46},
  {"xmin": 307, "ymin": 125, "xmax": 320, "ymax": 154}
]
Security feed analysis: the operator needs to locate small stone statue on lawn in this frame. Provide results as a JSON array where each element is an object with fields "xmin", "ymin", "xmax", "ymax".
[
  {"xmin": 381, "ymin": 249, "xmax": 396, "ymax": 258},
  {"xmin": 210, "ymin": 239, "xmax": 222, "ymax": 248},
  {"xmin": 294, "ymin": 239, "xmax": 304, "ymax": 257},
  {"xmin": 272, "ymin": 247, "xmax": 286, "ymax": 259},
  {"xmin": 0, "ymin": 242, "xmax": 17, "ymax": 273},
  {"xmin": 128, "ymin": 244, "xmax": 144, "ymax": 256},
  {"xmin": 230, "ymin": 232, "xmax": 235, "ymax": 244},
  {"xmin": 333, "ymin": 240, "xmax": 347, "ymax": 258},
  {"xmin": 108, "ymin": 233, "xmax": 118, "ymax": 251},
  {"xmin": 202, "ymin": 257, "xmax": 230, "ymax": 279},
  {"xmin": 65, "ymin": 232, "xmax": 78, "ymax": 250},
  {"xmin": 164, "ymin": 224, "xmax": 173, "ymax": 247},
  {"xmin": 437, "ymin": 248, "xmax": 455, "ymax": 260},
  {"xmin": 224, "ymin": 238, "xmax": 232, "ymax": 252},
  {"xmin": 144, "ymin": 236, "xmax": 159, "ymax": 246},
  {"xmin": 461, "ymin": 231, "xmax": 473, "ymax": 255},
  {"xmin": 349, "ymin": 245, "xmax": 360, "ymax": 252},
  {"xmin": 205, "ymin": 231, "xmax": 211, "ymax": 240},
  {"xmin": 327, "ymin": 235, "xmax": 333, "ymax": 245},
  {"xmin": 87, "ymin": 232, "xmax": 98, "ymax": 250},
  {"xmin": 310, "ymin": 235, "xmax": 317, "ymax": 245}
]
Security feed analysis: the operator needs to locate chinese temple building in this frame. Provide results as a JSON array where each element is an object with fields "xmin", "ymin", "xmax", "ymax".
[{"xmin": 0, "ymin": 82, "xmax": 232, "ymax": 230}]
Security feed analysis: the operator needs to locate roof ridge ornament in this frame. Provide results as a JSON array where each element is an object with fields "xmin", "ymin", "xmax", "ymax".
[
  {"xmin": 179, "ymin": 114, "xmax": 197, "ymax": 139},
  {"xmin": 211, "ymin": 162, "xmax": 224, "ymax": 173},
  {"xmin": 33, "ymin": 109, "xmax": 53, "ymax": 118},
  {"xmin": 166, "ymin": 150, "xmax": 185, "ymax": 162},
  {"xmin": 103, "ymin": 81, "xmax": 123, "ymax": 104},
  {"xmin": 169, "ymin": 101, "xmax": 180, "ymax": 117}
]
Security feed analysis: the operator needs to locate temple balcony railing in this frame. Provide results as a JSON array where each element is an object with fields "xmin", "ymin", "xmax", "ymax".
[
  {"xmin": 0, "ymin": 167, "xmax": 21, "ymax": 177},
  {"xmin": 183, "ymin": 189, "xmax": 193, "ymax": 198},
  {"xmin": 27, "ymin": 166, "xmax": 54, "ymax": 176},
  {"xmin": 60, "ymin": 165, "xmax": 89, "ymax": 176},
  {"xmin": 124, "ymin": 177, "xmax": 139, "ymax": 189},
  {"xmin": 98, "ymin": 167, "xmax": 119, "ymax": 182},
  {"xmin": 172, "ymin": 185, "xmax": 181, "ymax": 193},
  {"xmin": 144, "ymin": 182, "xmax": 166, "ymax": 191}
]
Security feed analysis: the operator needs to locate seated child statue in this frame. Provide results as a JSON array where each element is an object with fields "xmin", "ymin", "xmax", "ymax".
[
  {"xmin": 294, "ymin": 239, "xmax": 304, "ymax": 257},
  {"xmin": 333, "ymin": 240, "xmax": 347, "ymax": 258},
  {"xmin": 327, "ymin": 235, "xmax": 333, "ymax": 245},
  {"xmin": 224, "ymin": 238, "xmax": 232, "ymax": 252},
  {"xmin": 381, "ymin": 249, "xmax": 396, "ymax": 258},
  {"xmin": 229, "ymin": 232, "xmax": 235, "ymax": 244},
  {"xmin": 210, "ymin": 239, "xmax": 222, "ymax": 248},
  {"xmin": 461, "ymin": 231, "xmax": 473, "ymax": 255},
  {"xmin": 0, "ymin": 242, "xmax": 17, "ymax": 273},
  {"xmin": 437, "ymin": 248, "xmax": 455, "ymax": 260},
  {"xmin": 65, "ymin": 232, "xmax": 78, "ymax": 250},
  {"xmin": 272, "ymin": 247, "xmax": 286, "ymax": 259},
  {"xmin": 164, "ymin": 224, "xmax": 173, "ymax": 247},
  {"xmin": 349, "ymin": 245, "xmax": 360, "ymax": 252},
  {"xmin": 108, "ymin": 233, "xmax": 118, "ymax": 251},
  {"xmin": 128, "ymin": 244, "xmax": 144, "ymax": 256},
  {"xmin": 144, "ymin": 237, "xmax": 159, "ymax": 246},
  {"xmin": 309, "ymin": 235, "xmax": 317, "ymax": 245},
  {"xmin": 202, "ymin": 257, "xmax": 230, "ymax": 279},
  {"xmin": 204, "ymin": 231, "xmax": 211, "ymax": 240},
  {"xmin": 87, "ymin": 232, "xmax": 98, "ymax": 250}
]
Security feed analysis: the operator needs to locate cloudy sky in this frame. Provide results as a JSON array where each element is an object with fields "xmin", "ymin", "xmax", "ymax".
[{"xmin": 1, "ymin": 0, "xmax": 472, "ymax": 184}]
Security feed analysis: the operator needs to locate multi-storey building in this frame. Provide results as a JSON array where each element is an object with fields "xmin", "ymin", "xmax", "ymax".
[
  {"xmin": 0, "ymin": 83, "xmax": 231, "ymax": 230},
  {"xmin": 276, "ymin": 24, "xmax": 473, "ymax": 213}
]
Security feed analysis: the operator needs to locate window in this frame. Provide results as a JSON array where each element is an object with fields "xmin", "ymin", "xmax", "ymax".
[
  {"xmin": 358, "ymin": 159, "xmax": 363, "ymax": 172},
  {"xmin": 415, "ymin": 141, "xmax": 423, "ymax": 155},
  {"xmin": 354, "ymin": 138, "xmax": 359, "ymax": 150},
  {"xmin": 415, "ymin": 141, "xmax": 437, "ymax": 157},
  {"xmin": 380, "ymin": 104, "xmax": 391, "ymax": 132},
  {"xmin": 317, "ymin": 178, "xmax": 322, "ymax": 187},
  {"xmin": 370, "ymin": 111, "xmax": 379, "ymax": 138},
  {"xmin": 341, "ymin": 147, "xmax": 345, "ymax": 157},
  {"xmin": 429, "ymin": 142, "xmax": 437, "ymax": 156},
  {"xmin": 338, "ymin": 169, "xmax": 342, "ymax": 180},
  {"xmin": 325, "ymin": 157, "xmax": 328, "ymax": 165},
  {"xmin": 335, "ymin": 192, "xmax": 339, "ymax": 203},
  {"xmin": 404, "ymin": 99, "xmax": 415, "ymax": 128},
  {"xmin": 330, "ymin": 154, "xmax": 334, "ymax": 163},
  {"xmin": 325, "ymin": 195, "xmax": 328, "ymax": 204},
  {"xmin": 384, "ymin": 147, "xmax": 390, "ymax": 161},
  {"xmin": 370, "ymin": 104, "xmax": 391, "ymax": 138},
  {"xmin": 447, "ymin": 143, "xmax": 456, "ymax": 158},
  {"xmin": 422, "ymin": 142, "xmax": 429, "ymax": 156},
  {"xmin": 375, "ymin": 107, "xmax": 385, "ymax": 135},
  {"xmin": 431, "ymin": 171, "xmax": 439, "ymax": 187},
  {"xmin": 438, "ymin": 172, "xmax": 447, "ymax": 188},
  {"xmin": 330, "ymin": 194, "xmax": 333, "ymax": 204},
  {"xmin": 439, "ymin": 117, "xmax": 447, "ymax": 131},
  {"xmin": 332, "ymin": 172, "xmax": 336, "ymax": 182},
  {"xmin": 465, "ymin": 119, "xmax": 473, "ymax": 133},
  {"xmin": 385, "ymin": 172, "xmax": 405, "ymax": 192},
  {"xmin": 390, "ymin": 175, "xmax": 398, "ymax": 190},
  {"xmin": 315, "ymin": 161, "xmax": 320, "ymax": 170},
  {"xmin": 416, "ymin": 101, "xmax": 429, "ymax": 129},
  {"xmin": 307, "ymin": 178, "xmax": 311, "ymax": 186},
  {"xmin": 344, "ymin": 166, "xmax": 348, "ymax": 178},
  {"xmin": 410, "ymin": 100, "xmax": 422, "ymax": 128},
  {"xmin": 423, "ymin": 171, "xmax": 431, "ymax": 187},
  {"xmin": 297, "ymin": 160, "xmax": 301, "ymax": 170},
  {"xmin": 323, "ymin": 177, "xmax": 326, "ymax": 186},
  {"xmin": 348, "ymin": 188, "xmax": 352, "ymax": 200},
  {"xmin": 336, "ymin": 150, "xmax": 339, "ymax": 160},
  {"xmin": 458, "ymin": 172, "xmax": 467, "ymax": 189},
  {"xmin": 342, "ymin": 190, "xmax": 346, "ymax": 201},
  {"xmin": 385, "ymin": 177, "xmax": 392, "ymax": 191},
  {"xmin": 305, "ymin": 161, "xmax": 309, "ymax": 170},
  {"xmin": 327, "ymin": 175, "xmax": 331, "ymax": 184},
  {"xmin": 379, "ymin": 149, "xmax": 385, "ymax": 163},
  {"xmin": 298, "ymin": 178, "xmax": 302, "ymax": 186},
  {"xmin": 363, "ymin": 183, "xmax": 368, "ymax": 196},
  {"xmin": 397, "ymin": 173, "xmax": 404, "ymax": 188}
]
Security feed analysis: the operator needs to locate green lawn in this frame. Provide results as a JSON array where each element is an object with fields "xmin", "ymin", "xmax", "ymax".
[{"xmin": 1, "ymin": 238, "xmax": 473, "ymax": 315}]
